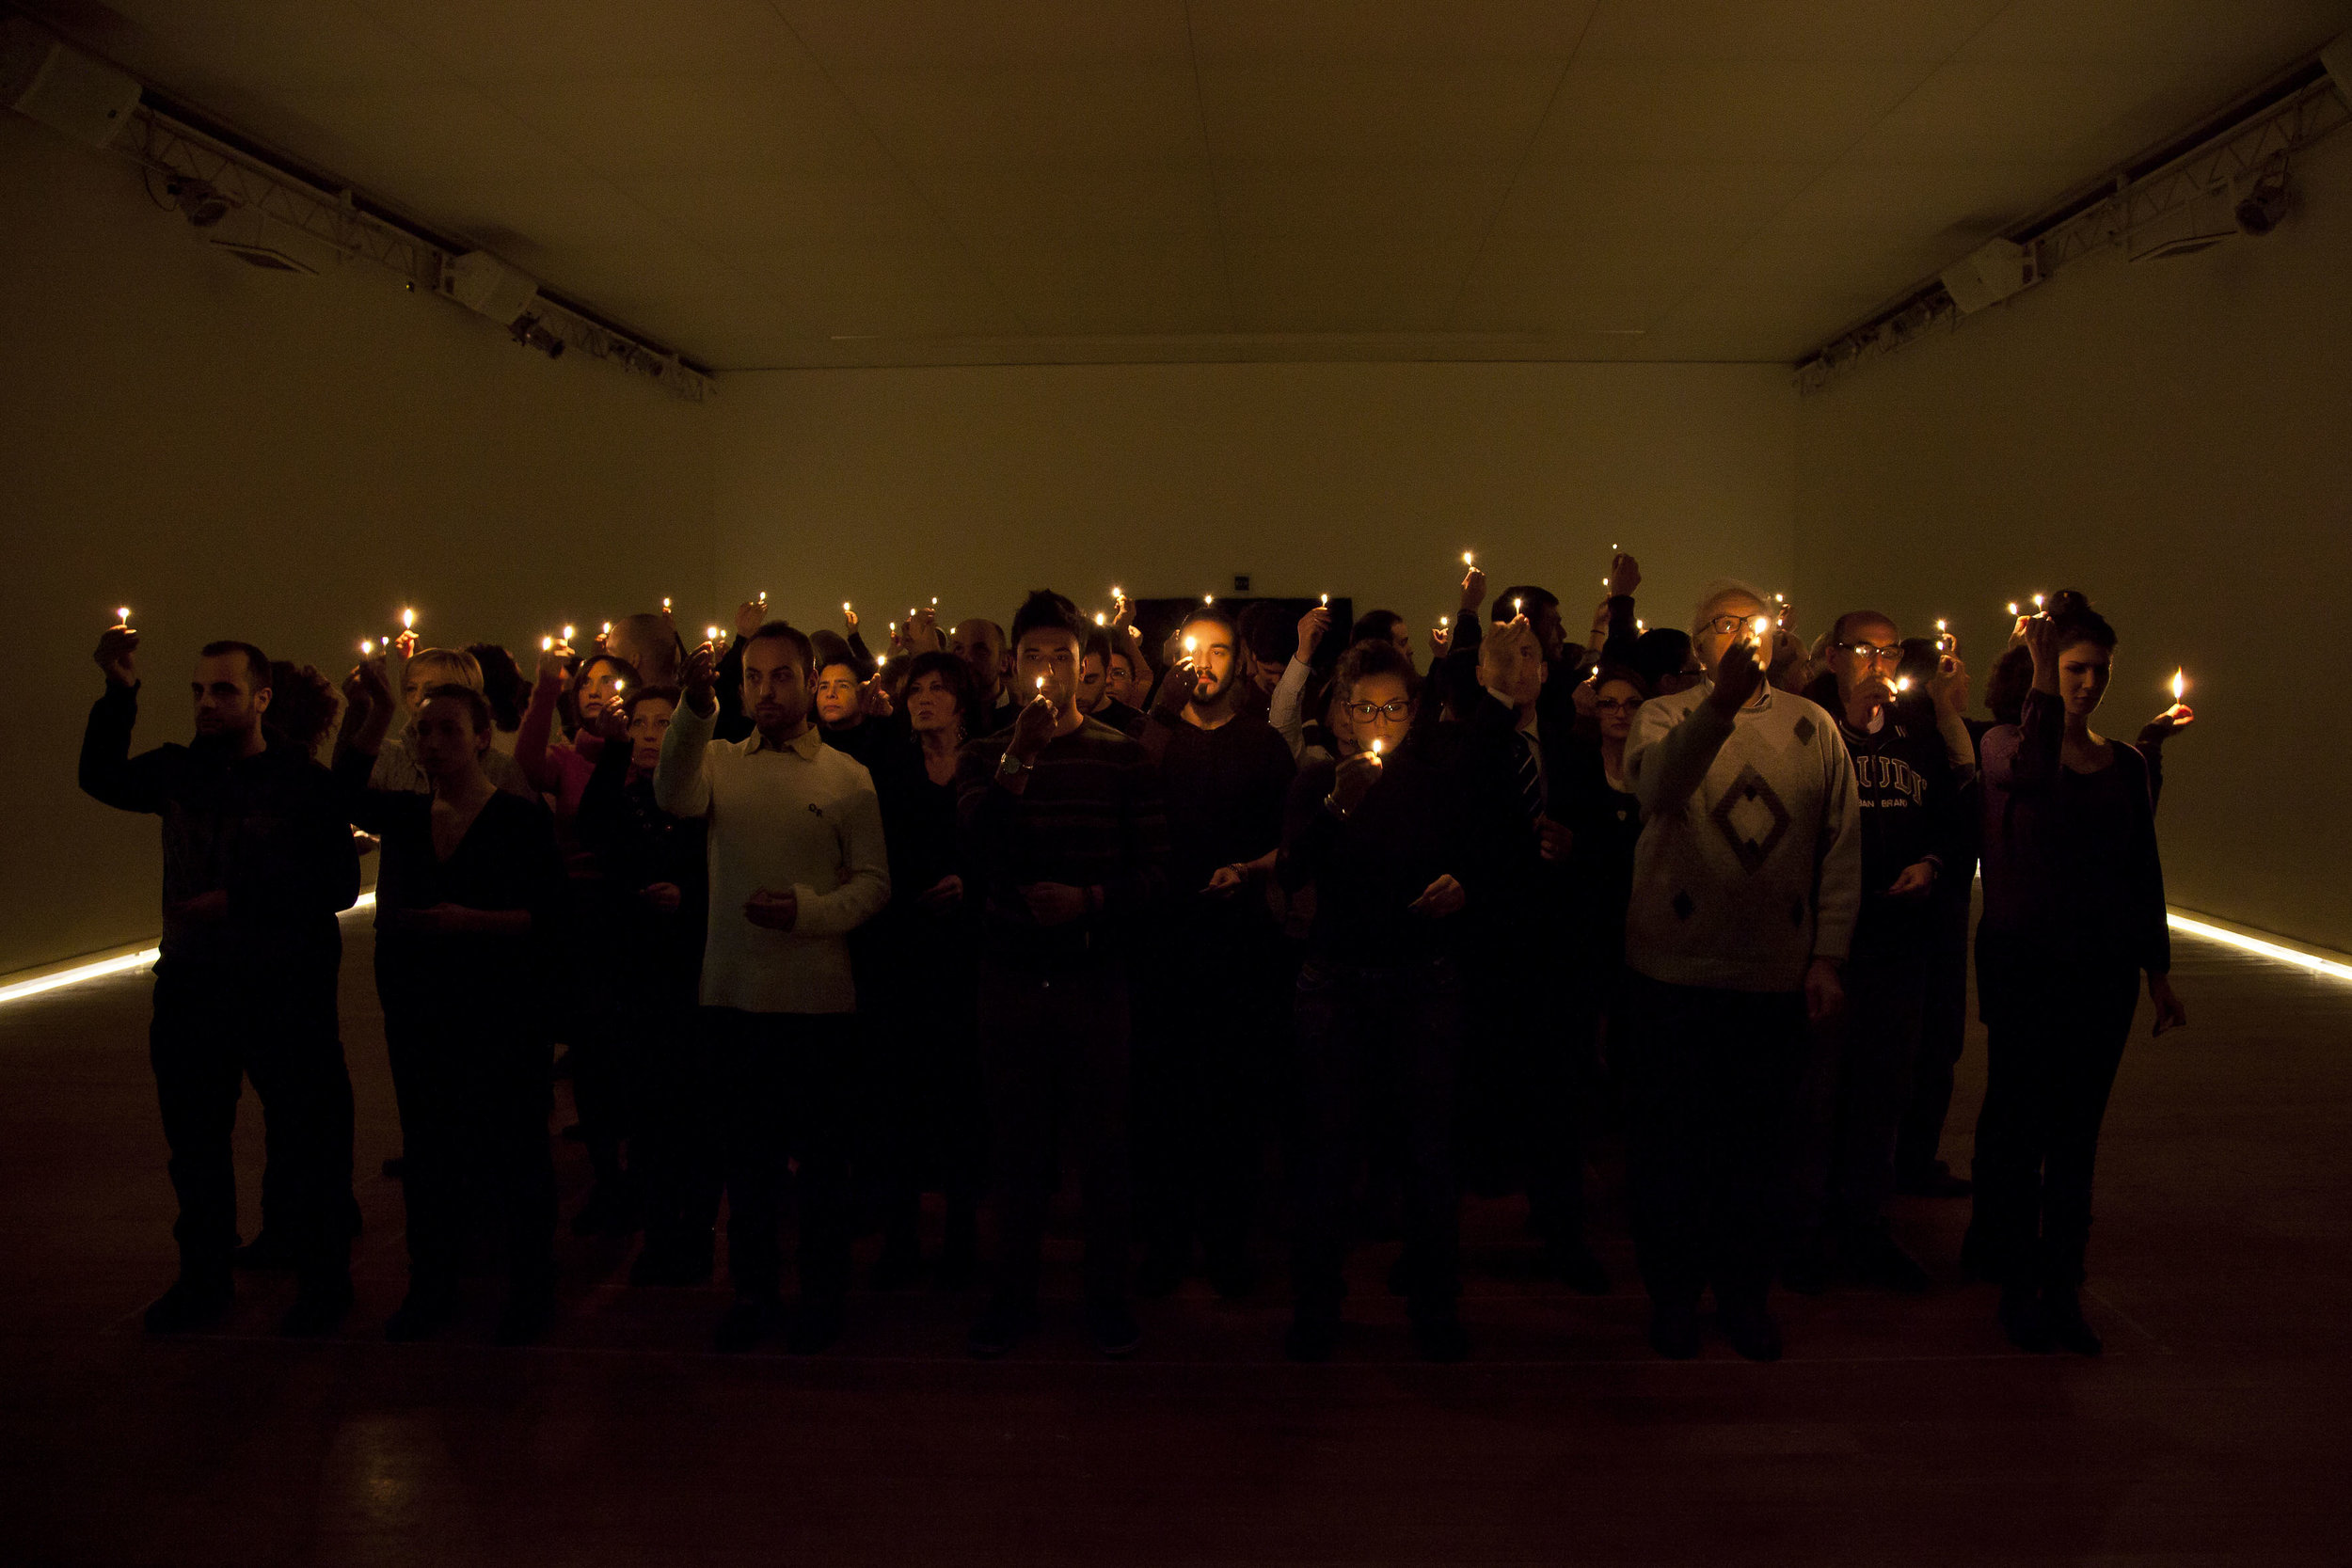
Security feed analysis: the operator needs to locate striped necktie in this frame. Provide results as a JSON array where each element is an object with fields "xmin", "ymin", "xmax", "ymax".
[{"xmin": 1512, "ymin": 730, "xmax": 1544, "ymax": 827}]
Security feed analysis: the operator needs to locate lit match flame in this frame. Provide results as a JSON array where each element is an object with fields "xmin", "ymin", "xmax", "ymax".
[
  {"xmin": 115, "ymin": 607, "xmax": 131, "ymax": 624},
  {"xmin": 1462, "ymin": 551, "xmax": 1474, "ymax": 566},
  {"xmin": 360, "ymin": 639, "xmax": 373, "ymax": 656},
  {"xmin": 542, "ymin": 636, "xmax": 554, "ymax": 652},
  {"xmin": 1184, "ymin": 635, "xmax": 1197, "ymax": 655},
  {"xmin": 561, "ymin": 625, "xmax": 574, "ymax": 642},
  {"xmin": 401, "ymin": 608, "xmax": 415, "ymax": 629},
  {"xmin": 1095, "ymin": 611, "xmax": 1106, "ymax": 626},
  {"xmin": 1371, "ymin": 738, "xmax": 1385, "ymax": 757},
  {"xmin": 705, "ymin": 626, "xmax": 721, "ymax": 644},
  {"xmin": 2171, "ymin": 668, "xmax": 2185, "ymax": 704}
]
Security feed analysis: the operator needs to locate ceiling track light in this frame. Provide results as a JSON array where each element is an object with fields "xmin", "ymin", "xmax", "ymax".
[
  {"xmin": 165, "ymin": 175, "xmax": 230, "ymax": 228},
  {"xmin": 508, "ymin": 313, "xmax": 565, "ymax": 358}
]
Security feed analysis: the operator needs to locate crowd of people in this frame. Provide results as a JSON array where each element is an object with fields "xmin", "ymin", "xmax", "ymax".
[{"xmin": 78, "ymin": 553, "xmax": 2194, "ymax": 1363}]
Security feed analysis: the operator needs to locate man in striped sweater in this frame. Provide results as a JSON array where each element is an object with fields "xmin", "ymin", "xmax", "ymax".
[
  {"xmin": 1620, "ymin": 580, "xmax": 1862, "ymax": 1363},
  {"xmin": 958, "ymin": 590, "xmax": 1170, "ymax": 1360}
]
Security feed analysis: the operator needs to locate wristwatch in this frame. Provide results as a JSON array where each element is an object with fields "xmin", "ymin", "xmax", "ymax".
[{"xmin": 995, "ymin": 750, "xmax": 1032, "ymax": 783}]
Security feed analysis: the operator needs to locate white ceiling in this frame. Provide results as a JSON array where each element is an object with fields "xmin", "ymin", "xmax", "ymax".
[{"xmin": 25, "ymin": 0, "xmax": 2352, "ymax": 368}]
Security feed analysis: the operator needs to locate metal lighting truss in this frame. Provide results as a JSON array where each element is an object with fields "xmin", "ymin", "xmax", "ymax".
[
  {"xmin": 116, "ymin": 102, "xmax": 715, "ymax": 403},
  {"xmin": 1796, "ymin": 64, "xmax": 2351, "ymax": 393}
]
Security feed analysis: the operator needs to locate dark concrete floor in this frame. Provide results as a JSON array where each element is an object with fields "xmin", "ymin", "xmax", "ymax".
[{"xmin": 1, "ymin": 918, "xmax": 2346, "ymax": 1565}]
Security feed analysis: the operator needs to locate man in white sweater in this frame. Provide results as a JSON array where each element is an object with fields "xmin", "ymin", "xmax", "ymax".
[
  {"xmin": 1621, "ymin": 580, "xmax": 1861, "ymax": 1363},
  {"xmin": 657, "ymin": 620, "xmax": 889, "ymax": 1354}
]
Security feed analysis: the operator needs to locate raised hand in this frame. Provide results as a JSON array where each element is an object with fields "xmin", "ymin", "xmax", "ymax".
[
  {"xmin": 735, "ymin": 596, "xmax": 768, "ymax": 639},
  {"xmin": 1708, "ymin": 637, "xmax": 1764, "ymax": 713},
  {"xmin": 1330, "ymin": 749, "xmax": 1384, "ymax": 816},
  {"xmin": 1008, "ymin": 691, "xmax": 1058, "ymax": 762},
  {"xmin": 1459, "ymin": 565, "xmax": 1487, "ymax": 614},
  {"xmin": 2145, "ymin": 702, "xmax": 2195, "ymax": 736},
  {"xmin": 681, "ymin": 640, "xmax": 720, "ymax": 715},
  {"xmin": 1931, "ymin": 653, "xmax": 1971, "ymax": 719},
  {"xmin": 1295, "ymin": 604, "xmax": 1332, "ymax": 662},
  {"xmin": 533, "ymin": 641, "xmax": 573, "ymax": 687},
  {"xmin": 1608, "ymin": 551, "xmax": 1641, "ymax": 598},
  {"xmin": 94, "ymin": 624, "xmax": 140, "ymax": 687},
  {"xmin": 1152, "ymin": 657, "xmax": 1199, "ymax": 719}
]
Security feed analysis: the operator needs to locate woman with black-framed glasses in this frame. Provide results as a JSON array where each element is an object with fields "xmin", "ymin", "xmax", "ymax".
[{"xmin": 1276, "ymin": 638, "xmax": 1483, "ymax": 1364}]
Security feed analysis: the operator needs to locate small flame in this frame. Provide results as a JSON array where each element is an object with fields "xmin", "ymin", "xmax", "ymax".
[
  {"xmin": 401, "ymin": 608, "xmax": 415, "ymax": 629},
  {"xmin": 561, "ymin": 625, "xmax": 574, "ymax": 641},
  {"xmin": 705, "ymin": 626, "xmax": 722, "ymax": 644},
  {"xmin": 662, "ymin": 596, "xmax": 672, "ymax": 611},
  {"xmin": 115, "ymin": 607, "xmax": 131, "ymax": 624},
  {"xmin": 1896, "ymin": 676, "xmax": 1914, "ymax": 692},
  {"xmin": 2007, "ymin": 602, "xmax": 2020, "ymax": 615},
  {"xmin": 1439, "ymin": 615, "xmax": 1449, "ymax": 627},
  {"xmin": 1320, "ymin": 593, "xmax": 1328, "ymax": 606},
  {"xmin": 2033, "ymin": 594, "xmax": 2045, "ymax": 609},
  {"xmin": 1935, "ymin": 618, "xmax": 1947, "ymax": 631},
  {"xmin": 613, "ymin": 679, "xmax": 625, "ymax": 693},
  {"xmin": 1462, "ymin": 552, "xmax": 1474, "ymax": 566},
  {"xmin": 1203, "ymin": 594, "xmax": 1214, "ymax": 605},
  {"xmin": 1094, "ymin": 611, "xmax": 1106, "ymax": 626},
  {"xmin": 1035, "ymin": 674, "xmax": 1046, "ymax": 691},
  {"xmin": 600, "ymin": 621, "xmax": 612, "ymax": 636},
  {"xmin": 360, "ymin": 639, "xmax": 373, "ymax": 656},
  {"xmin": 1184, "ymin": 635, "xmax": 1198, "ymax": 654},
  {"xmin": 541, "ymin": 636, "xmax": 554, "ymax": 652},
  {"xmin": 1515, "ymin": 596, "xmax": 1524, "ymax": 614},
  {"xmin": 1112, "ymin": 586, "xmax": 1123, "ymax": 599},
  {"xmin": 1371, "ymin": 738, "xmax": 1385, "ymax": 757},
  {"xmin": 1752, "ymin": 616, "xmax": 1772, "ymax": 639},
  {"xmin": 2171, "ymin": 668, "xmax": 2185, "ymax": 703},
  {"xmin": 876, "ymin": 653, "xmax": 887, "ymax": 667},
  {"xmin": 843, "ymin": 601, "xmax": 851, "ymax": 613}
]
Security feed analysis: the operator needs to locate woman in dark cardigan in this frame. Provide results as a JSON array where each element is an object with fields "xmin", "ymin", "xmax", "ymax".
[
  {"xmin": 336, "ymin": 662, "xmax": 566, "ymax": 1346},
  {"xmin": 1966, "ymin": 591, "xmax": 2187, "ymax": 1356}
]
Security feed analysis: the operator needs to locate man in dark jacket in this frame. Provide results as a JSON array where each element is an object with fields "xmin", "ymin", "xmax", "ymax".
[
  {"xmin": 1786, "ymin": 611, "xmax": 1976, "ymax": 1293},
  {"xmin": 79, "ymin": 623, "xmax": 362, "ymax": 1335}
]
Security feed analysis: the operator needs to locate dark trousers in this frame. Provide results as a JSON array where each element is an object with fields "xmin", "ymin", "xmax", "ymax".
[
  {"xmin": 1966, "ymin": 928, "xmax": 2138, "ymax": 1290},
  {"xmin": 977, "ymin": 960, "xmax": 1133, "ymax": 1307},
  {"xmin": 635, "ymin": 1003, "xmax": 723, "ymax": 1259},
  {"xmin": 707, "ymin": 1007, "xmax": 856, "ymax": 1302},
  {"xmin": 1134, "ymin": 927, "xmax": 1284, "ymax": 1276},
  {"xmin": 1619, "ymin": 972, "xmax": 1806, "ymax": 1314},
  {"xmin": 872, "ymin": 971, "xmax": 986, "ymax": 1259},
  {"xmin": 1290, "ymin": 954, "xmax": 1464, "ymax": 1320},
  {"xmin": 149, "ymin": 956, "xmax": 354, "ymax": 1284},
  {"xmin": 1788, "ymin": 928, "xmax": 1928, "ymax": 1238},
  {"xmin": 1460, "ymin": 927, "xmax": 1592, "ymax": 1241},
  {"xmin": 383, "ymin": 1009, "xmax": 555, "ymax": 1289},
  {"xmin": 1897, "ymin": 883, "xmax": 1975, "ymax": 1183}
]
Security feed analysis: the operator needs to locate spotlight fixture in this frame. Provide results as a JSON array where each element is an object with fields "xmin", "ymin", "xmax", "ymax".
[
  {"xmin": 165, "ymin": 176, "xmax": 230, "ymax": 229},
  {"xmin": 509, "ymin": 313, "xmax": 564, "ymax": 358},
  {"xmin": 2233, "ymin": 159, "xmax": 2290, "ymax": 236}
]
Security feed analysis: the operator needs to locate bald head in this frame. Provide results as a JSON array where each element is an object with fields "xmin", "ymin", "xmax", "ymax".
[
  {"xmin": 608, "ymin": 613, "xmax": 682, "ymax": 686},
  {"xmin": 949, "ymin": 618, "xmax": 1007, "ymax": 700}
]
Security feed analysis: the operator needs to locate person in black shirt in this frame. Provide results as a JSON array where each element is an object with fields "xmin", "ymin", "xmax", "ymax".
[
  {"xmin": 1080, "ymin": 626, "xmax": 1147, "ymax": 738},
  {"xmin": 1968, "ymin": 594, "xmax": 2186, "ymax": 1355},
  {"xmin": 1133, "ymin": 603, "xmax": 1297, "ymax": 1298},
  {"xmin": 336, "ymin": 663, "xmax": 566, "ymax": 1345},
  {"xmin": 811, "ymin": 630, "xmax": 883, "ymax": 769},
  {"xmin": 866, "ymin": 651, "xmax": 988, "ymax": 1289},
  {"xmin": 1786, "ymin": 613, "xmax": 1975, "ymax": 1295},
  {"xmin": 572, "ymin": 684, "xmax": 714, "ymax": 1287},
  {"xmin": 1453, "ymin": 615, "xmax": 1611, "ymax": 1295},
  {"xmin": 957, "ymin": 592, "xmax": 1170, "ymax": 1359},
  {"xmin": 1279, "ymin": 639, "xmax": 1476, "ymax": 1362},
  {"xmin": 80, "ymin": 626, "xmax": 362, "ymax": 1336}
]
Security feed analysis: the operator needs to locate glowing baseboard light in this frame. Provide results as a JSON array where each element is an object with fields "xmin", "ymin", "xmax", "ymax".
[
  {"xmin": 0, "ymin": 892, "xmax": 378, "ymax": 1007},
  {"xmin": 2168, "ymin": 911, "xmax": 2352, "ymax": 983}
]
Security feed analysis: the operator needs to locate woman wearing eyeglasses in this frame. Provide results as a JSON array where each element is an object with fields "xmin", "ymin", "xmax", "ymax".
[
  {"xmin": 1966, "ymin": 591, "xmax": 2185, "ymax": 1356},
  {"xmin": 1277, "ymin": 638, "xmax": 1479, "ymax": 1365}
]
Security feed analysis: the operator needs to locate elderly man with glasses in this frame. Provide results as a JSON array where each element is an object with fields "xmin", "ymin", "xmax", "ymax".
[
  {"xmin": 1780, "ymin": 612, "xmax": 1979, "ymax": 1297},
  {"xmin": 1617, "ymin": 580, "xmax": 1863, "ymax": 1361}
]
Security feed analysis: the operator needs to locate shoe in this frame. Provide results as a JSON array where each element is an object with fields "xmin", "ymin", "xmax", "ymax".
[
  {"xmin": 870, "ymin": 1243, "xmax": 925, "ymax": 1292},
  {"xmin": 1136, "ymin": 1251, "xmax": 1186, "ymax": 1300},
  {"xmin": 1087, "ymin": 1298, "xmax": 1142, "ymax": 1359},
  {"xmin": 1998, "ymin": 1283, "xmax": 2053, "ymax": 1353},
  {"xmin": 1648, "ymin": 1304, "xmax": 1702, "ymax": 1360},
  {"xmin": 968, "ymin": 1294, "xmax": 1038, "ymax": 1359},
  {"xmin": 713, "ymin": 1294, "xmax": 782, "ymax": 1354},
  {"xmin": 1408, "ymin": 1310, "xmax": 1470, "ymax": 1364},
  {"xmin": 1897, "ymin": 1160, "xmax": 1973, "ymax": 1198},
  {"xmin": 1780, "ymin": 1231, "xmax": 1831, "ymax": 1296},
  {"xmin": 384, "ymin": 1281, "xmax": 461, "ymax": 1342},
  {"xmin": 569, "ymin": 1181, "xmax": 641, "ymax": 1240},
  {"xmin": 232, "ymin": 1229, "xmax": 299, "ymax": 1272},
  {"xmin": 1720, "ymin": 1304, "xmax": 1784, "ymax": 1363},
  {"xmin": 785, "ymin": 1296, "xmax": 845, "ymax": 1354},
  {"xmin": 142, "ymin": 1272, "xmax": 232, "ymax": 1335},
  {"xmin": 491, "ymin": 1281, "xmax": 556, "ymax": 1346},
  {"xmin": 1844, "ymin": 1225, "xmax": 1931, "ymax": 1294},
  {"xmin": 2042, "ymin": 1290, "xmax": 2103, "ymax": 1357},
  {"xmin": 278, "ymin": 1274, "xmax": 354, "ymax": 1338},
  {"xmin": 1284, "ymin": 1313, "xmax": 1340, "ymax": 1363},
  {"xmin": 1547, "ymin": 1238, "xmax": 1612, "ymax": 1296}
]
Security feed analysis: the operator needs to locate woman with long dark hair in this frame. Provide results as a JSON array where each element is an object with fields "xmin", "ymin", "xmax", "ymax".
[{"xmin": 1967, "ymin": 590, "xmax": 2187, "ymax": 1355}]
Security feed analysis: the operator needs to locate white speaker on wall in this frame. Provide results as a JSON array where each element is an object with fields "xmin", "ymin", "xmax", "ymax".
[
  {"xmin": 1, "ymin": 18, "xmax": 140, "ymax": 149},
  {"xmin": 1939, "ymin": 238, "xmax": 2033, "ymax": 314},
  {"xmin": 442, "ymin": 250, "xmax": 540, "ymax": 324}
]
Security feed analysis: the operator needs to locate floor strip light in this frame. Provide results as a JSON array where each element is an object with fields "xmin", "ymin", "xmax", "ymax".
[
  {"xmin": 2168, "ymin": 911, "xmax": 2352, "ymax": 983},
  {"xmin": 0, "ymin": 893, "xmax": 377, "ymax": 1006}
]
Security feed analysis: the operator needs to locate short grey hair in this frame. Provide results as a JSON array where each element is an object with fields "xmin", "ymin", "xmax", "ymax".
[{"xmin": 1691, "ymin": 578, "xmax": 1770, "ymax": 639}]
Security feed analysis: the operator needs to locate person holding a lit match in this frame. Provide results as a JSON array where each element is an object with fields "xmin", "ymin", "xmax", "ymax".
[
  {"xmin": 1966, "ymin": 590, "xmax": 2185, "ymax": 1357},
  {"xmin": 1278, "ymin": 637, "xmax": 1477, "ymax": 1362},
  {"xmin": 1619, "ymin": 580, "xmax": 1862, "ymax": 1362},
  {"xmin": 81, "ymin": 623, "xmax": 363, "ymax": 1337},
  {"xmin": 1782, "ymin": 611, "xmax": 1976, "ymax": 1297},
  {"xmin": 658, "ymin": 619, "xmax": 891, "ymax": 1354},
  {"xmin": 956, "ymin": 591, "xmax": 1168, "ymax": 1360},
  {"xmin": 1132, "ymin": 599, "xmax": 1296, "ymax": 1301}
]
